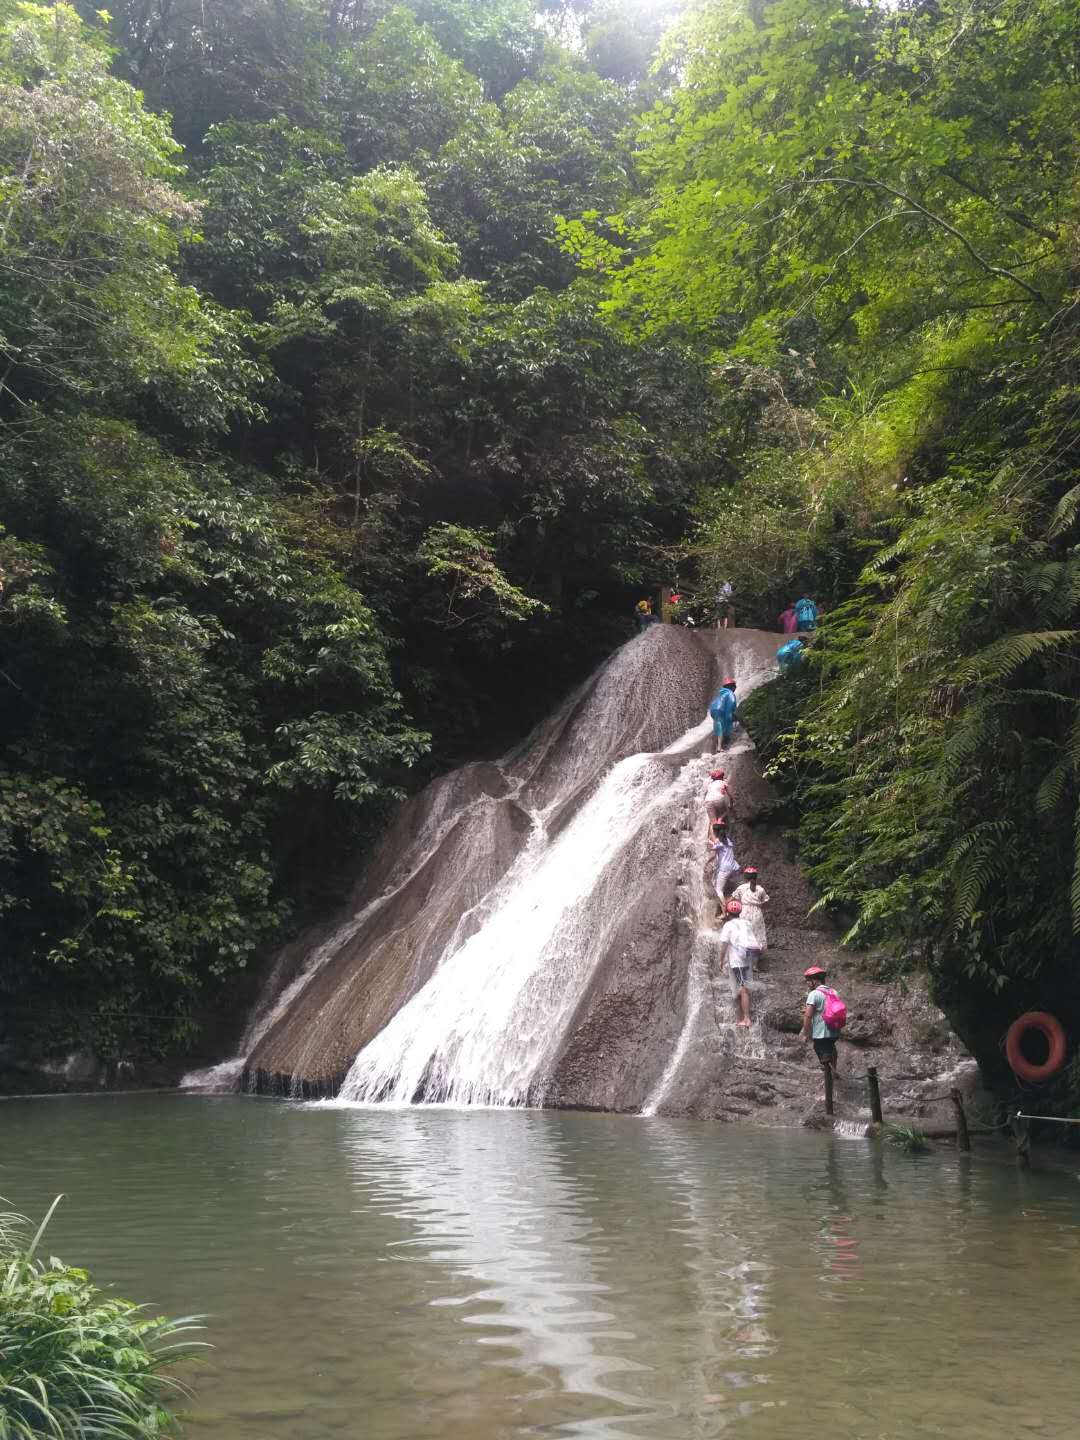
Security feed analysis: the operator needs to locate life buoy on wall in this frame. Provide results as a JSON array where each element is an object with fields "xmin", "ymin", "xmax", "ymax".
[{"xmin": 1005, "ymin": 1011, "xmax": 1067, "ymax": 1083}]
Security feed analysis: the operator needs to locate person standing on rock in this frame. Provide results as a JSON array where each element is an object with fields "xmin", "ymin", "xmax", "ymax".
[
  {"xmin": 709, "ymin": 678, "xmax": 737, "ymax": 752},
  {"xmin": 716, "ymin": 580, "xmax": 735, "ymax": 629},
  {"xmin": 731, "ymin": 866, "xmax": 769, "ymax": 956},
  {"xmin": 717, "ymin": 899, "xmax": 754, "ymax": 1028},
  {"xmin": 778, "ymin": 603, "xmax": 797, "ymax": 634},
  {"xmin": 799, "ymin": 964, "xmax": 840, "ymax": 1075},
  {"xmin": 703, "ymin": 768, "xmax": 734, "ymax": 839},
  {"xmin": 707, "ymin": 818, "xmax": 740, "ymax": 917}
]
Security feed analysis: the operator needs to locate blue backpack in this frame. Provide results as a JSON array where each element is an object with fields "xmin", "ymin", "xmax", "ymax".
[{"xmin": 794, "ymin": 598, "xmax": 817, "ymax": 626}]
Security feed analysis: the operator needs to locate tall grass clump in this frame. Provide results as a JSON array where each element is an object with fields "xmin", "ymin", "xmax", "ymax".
[
  {"xmin": 885, "ymin": 1125, "xmax": 931, "ymax": 1155},
  {"xmin": 0, "ymin": 1196, "xmax": 204, "ymax": 1439}
]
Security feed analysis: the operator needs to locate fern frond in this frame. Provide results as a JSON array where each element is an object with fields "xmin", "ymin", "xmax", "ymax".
[
  {"xmin": 953, "ymin": 630, "xmax": 1078, "ymax": 686},
  {"xmin": 951, "ymin": 835, "xmax": 1008, "ymax": 933},
  {"xmin": 1049, "ymin": 482, "xmax": 1080, "ymax": 538},
  {"xmin": 944, "ymin": 819, "xmax": 1014, "ymax": 871},
  {"xmin": 1036, "ymin": 758, "xmax": 1069, "ymax": 814}
]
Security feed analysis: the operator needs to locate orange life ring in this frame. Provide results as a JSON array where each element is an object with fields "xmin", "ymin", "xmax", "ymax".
[{"xmin": 1005, "ymin": 1011, "xmax": 1067, "ymax": 1083}]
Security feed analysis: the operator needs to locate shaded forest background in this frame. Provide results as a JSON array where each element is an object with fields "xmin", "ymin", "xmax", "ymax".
[{"xmin": 4, "ymin": 0, "xmax": 1080, "ymax": 1100}]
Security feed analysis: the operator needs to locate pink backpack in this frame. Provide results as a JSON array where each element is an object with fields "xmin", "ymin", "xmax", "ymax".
[{"xmin": 820, "ymin": 987, "xmax": 847, "ymax": 1031}]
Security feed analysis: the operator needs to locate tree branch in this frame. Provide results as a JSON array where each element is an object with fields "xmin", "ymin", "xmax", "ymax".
[
  {"xmin": 941, "ymin": 167, "xmax": 1058, "ymax": 243},
  {"xmin": 799, "ymin": 175, "xmax": 1047, "ymax": 304}
]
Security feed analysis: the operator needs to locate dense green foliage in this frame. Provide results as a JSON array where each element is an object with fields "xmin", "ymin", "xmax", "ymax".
[
  {"xmin": 7, "ymin": 0, "xmax": 1080, "ymax": 1085},
  {"xmin": 0, "ymin": 1198, "xmax": 200, "ymax": 1437},
  {"xmin": 0, "ymin": 0, "xmax": 712, "ymax": 1064},
  {"xmin": 604, "ymin": 0, "xmax": 1080, "ymax": 1075}
]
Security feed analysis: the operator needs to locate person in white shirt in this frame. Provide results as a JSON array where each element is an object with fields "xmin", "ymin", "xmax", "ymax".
[
  {"xmin": 730, "ymin": 866, "xmax": 768, "ymax": 954},
  {"xmin": 717, "ymin": 898, "xmax": 754, "ymax": 1028},
  {"xmin": 707, "ymin": 819, "xmax": 740, "ymax": 920}
]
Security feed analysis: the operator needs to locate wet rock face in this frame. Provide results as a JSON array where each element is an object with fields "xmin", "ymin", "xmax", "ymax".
[
  {"xmin": 246, "ymin": 765, "xmax": 532, "ymax": 1090},
  {"xmin": 244, "ymin": 627, "xmax": 778, "ymax": 1098},
  {"xmin": 239, "ymin": 623, "xmax": 969, "ymax": 1123}
]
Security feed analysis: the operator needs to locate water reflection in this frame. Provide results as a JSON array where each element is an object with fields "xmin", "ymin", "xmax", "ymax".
[
  {"xmin": 341, "ymin": 1108, "xmax": 654, "ymax": 1434},
  {"xmin": 2, "ymin": 1097, "xmax": 1080, "ymax": 1440}
]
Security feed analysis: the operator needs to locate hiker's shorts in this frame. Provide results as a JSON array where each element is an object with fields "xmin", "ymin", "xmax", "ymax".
[
  {"xmin": 727, "ymin": 959, "xmax": 755, "ymax": 997},
  {"xmin": 813, "ymin": 1037, "xmax": 838, "ymax": 1061}
]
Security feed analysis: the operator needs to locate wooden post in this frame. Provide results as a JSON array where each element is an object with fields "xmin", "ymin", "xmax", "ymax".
[
  {"xmin": 950, "ymin": 1090, "xmax": 971, "ymax": 1152},
  {"xmin": 823, "ymin": 1063, "xmax": 834, "ymax": 1117},
  {"xmin": 867, "ymin": 1066, "xmax": 883, "ymax": 1124},
  {"xmin": 1012, "ymin": 1112, "xmax": 1031, "ymax": 1170}
]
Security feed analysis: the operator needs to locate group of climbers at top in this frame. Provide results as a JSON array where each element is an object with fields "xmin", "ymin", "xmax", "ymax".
[{"xmin": 634, "ymin": 587, "xmax": 820, "ymax": 644}]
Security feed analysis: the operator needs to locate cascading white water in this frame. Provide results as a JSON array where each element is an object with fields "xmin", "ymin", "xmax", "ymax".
[
  {"xmin": 321, "ymin": 631, "xmax": 784, "ymax": 1109},
  {"xmin": 226, "ymin": 624, "xmax": 787, "ymax": 1107},
  {"xmin": 180, "ymin": 914, "xmax": 369, "ymax": 1091},
  {"xmin": 337, "ymin": 726, "xmax": 708, "ymax": 1106}
]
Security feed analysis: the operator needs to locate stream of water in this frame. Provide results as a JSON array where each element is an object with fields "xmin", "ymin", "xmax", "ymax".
[{"xmin": 3, "ymin": 1094, "xmax": 1080, "ymax": 1439}]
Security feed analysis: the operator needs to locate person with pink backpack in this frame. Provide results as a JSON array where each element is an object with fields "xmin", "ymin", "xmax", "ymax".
[{"xmin": 798, "ymin": 963, "xmax": 847, "ymax": 1074}]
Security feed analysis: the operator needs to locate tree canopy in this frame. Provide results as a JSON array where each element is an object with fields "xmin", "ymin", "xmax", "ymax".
[{"xmin": 5, "ymin": 0, "xmax": 1080, "ymax": 1090}]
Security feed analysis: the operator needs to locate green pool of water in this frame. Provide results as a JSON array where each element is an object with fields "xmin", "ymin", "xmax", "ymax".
[{"xmin": 2, "ymin": 1094, "xmax": 1079, "ymax": 1439}]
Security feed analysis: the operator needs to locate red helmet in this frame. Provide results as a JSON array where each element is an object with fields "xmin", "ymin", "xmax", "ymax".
[
  {"xmin": 723, "ymin": 677, "xmax": 737, "ymax": 687},
  {"xmin": 725, "ymin": 899, "xmax": 743, "ymax": 915},
  {"xmin": 804, "ymin": 964, "xmax": 827, "ymax": 979},
  {"xmin": 709, "ymin": 769, "xmax": 725, "ymax": 780},
  {"xmin": 743, "ymin": 865, "xmax": 758, "ymax": 875}
]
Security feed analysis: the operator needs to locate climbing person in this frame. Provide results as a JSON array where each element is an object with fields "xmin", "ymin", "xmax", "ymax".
[
  {"xmin": 793, "ymin": 595, "xmax": 818, "ymax": 632},
  {"xmin": 731, "ymin": 866, "xmax": 769, "ymax": 956},
  {"xmin": 716, "ymin": 580, "xmax": 735, "ymax": 630},
  {"xmin": 717, "ymin": 899, "xmax": 754, "ymax": 1028},
  {"xmin": 798, "ymin": 964, "xmax": 845, "ymax": 1075},
  {"xmin": 635, "ymin": 598, "xmax": 657, "ymax": 633},
  {"xmin": 709, "ymin": 678, "xmax": 737, "ymax": 752},
  {"xmin": 778, "ymin": 603, "xmax": 797, "ymax": 634},
  {"xmin": 703, "ymin": 768, "xmax": 734, "ymax": 839},
  {"xmin": 777, "ymin": 636, "xmax": 803, "ymax": 674},
  {"xmin": 707, "ymin": 817, "xmax": 740, "ymax": 918}
]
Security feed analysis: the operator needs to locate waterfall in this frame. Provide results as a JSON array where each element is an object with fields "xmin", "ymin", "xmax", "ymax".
[
  {"xmin": 233, "ymin": 625, "xmax": 781, "ymax": 1106},
  {"xmin": 338, "ymin": 735, "xmax": 701, "ymax": 1106}
]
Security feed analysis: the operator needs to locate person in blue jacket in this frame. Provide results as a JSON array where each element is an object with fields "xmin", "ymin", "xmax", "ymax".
[
  {"xmin": 777, "ymin": 637, "xmax": 803, "ymax": 673},
  {"xmin": 709, "ymin": 678, "xmax": 737, "ymax": 753}
]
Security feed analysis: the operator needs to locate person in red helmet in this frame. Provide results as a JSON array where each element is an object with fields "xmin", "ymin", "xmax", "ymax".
[
  {"xmin": 799, "ymin": 963, "xmax": 841, "ymax": 1074},
  {"xmin": 717, "ymin": 898, "xmax": 754, "ymax": 1028},
  {"xmin": 703, "ymin": 766, "xmax": 734, "ymax": 840},
  {"xmin": 709, "ymin": 678, "xmax": 738, "ymax": 752},
  {"xmin": 730, "ymin": 866, "xmax": 769, "ymax": 955}
]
